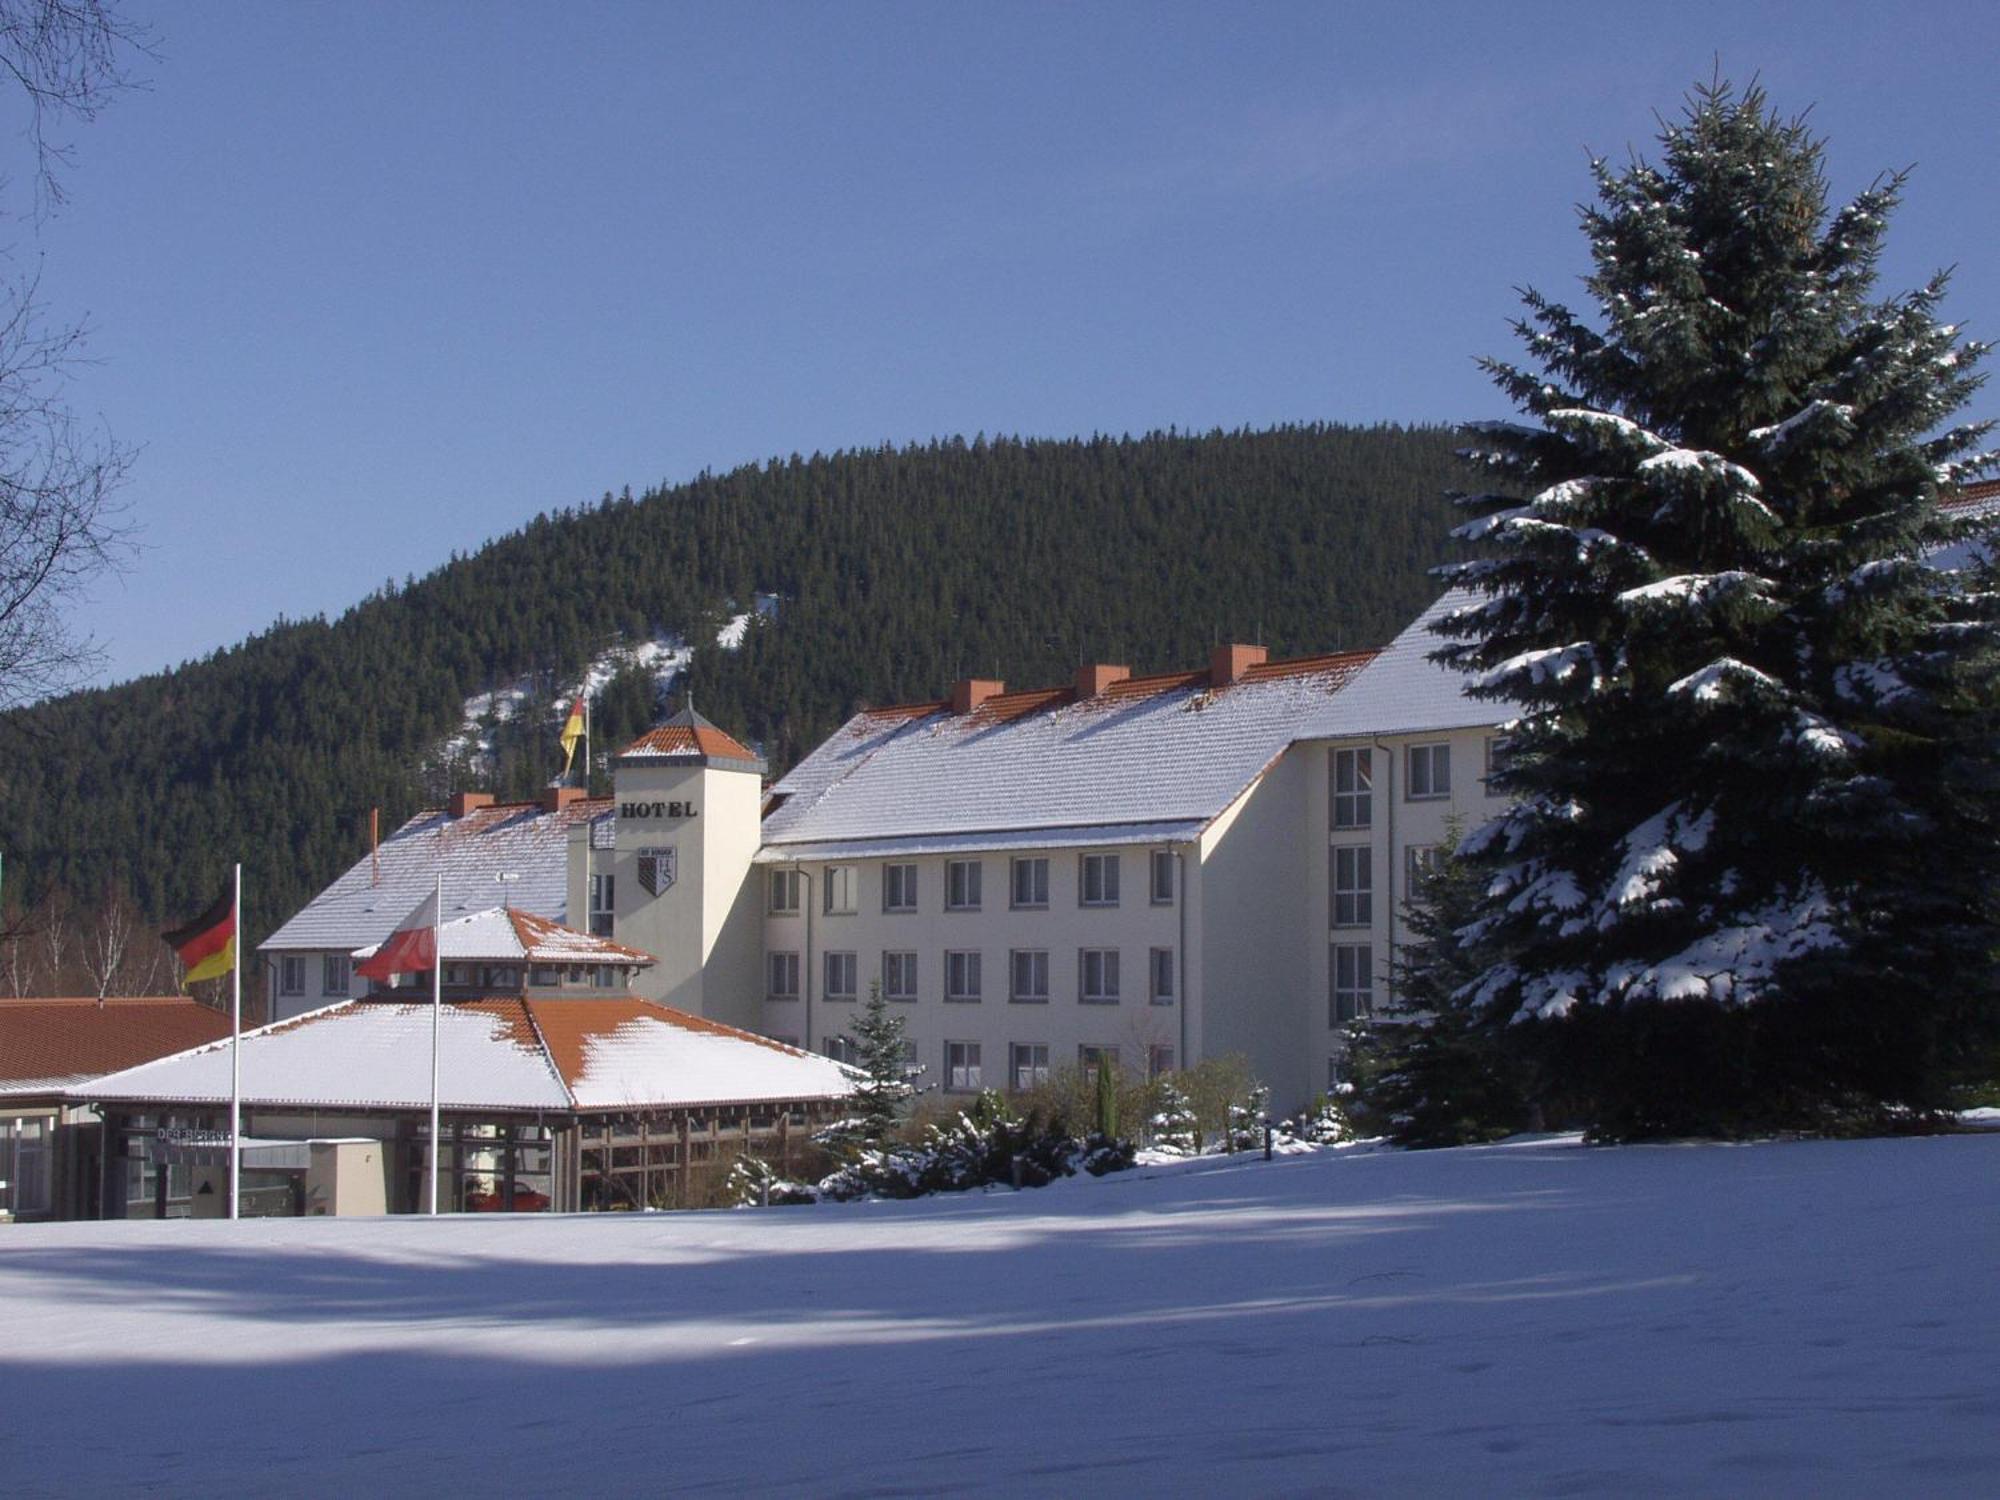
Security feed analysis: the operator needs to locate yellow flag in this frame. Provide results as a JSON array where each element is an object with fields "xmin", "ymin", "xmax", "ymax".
[{"xmin": 559, "ymin": 697, "xmax": 586, "ymax": 774}]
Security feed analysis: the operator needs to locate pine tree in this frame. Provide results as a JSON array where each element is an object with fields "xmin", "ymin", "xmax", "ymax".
[
  {"xmin": 1345, "ymin": 830, "xmax": 1535, "ymax": 1147},
  {"xmin": 1437, "ymin": 79, "xmax": 1998, "ymax": 1136},
  {"xmin": 1147, "ymin": 1077, "xmax": 1201, "ymax": 1155},
  {"xmin": 845, "ymin": 980, "xmax": 917, "ymax": 1148}
]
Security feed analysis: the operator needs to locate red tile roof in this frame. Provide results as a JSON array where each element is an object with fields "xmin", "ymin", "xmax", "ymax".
[
  {"xmin": 523, "ymin": 996, "xmax": 808, "ymax": 1096},
  {"xmin": 1941, "ymin": 477, "xmax": 2000, "ymax": 511},
  {"xmin": 621, "ymin": 721, "xmax": 760, "ymax": 760},
  {"xmin": 505, "ymin": 908, "xmax": 656, "ymax": 965},
  {"xmin": 0, "ymin": 996, "xmax": 235, "ymax": 1094},
  {"xmin": 857, "ymin": 647, "xmax": 1381, "ymax": 725}
]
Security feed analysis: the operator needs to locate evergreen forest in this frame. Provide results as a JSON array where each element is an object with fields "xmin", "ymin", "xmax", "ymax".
[{"xmin": 0, "ymin": 423, "xmax": 1467, "ymax": 951}]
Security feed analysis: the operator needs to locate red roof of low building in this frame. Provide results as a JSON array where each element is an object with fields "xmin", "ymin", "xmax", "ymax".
[
  {"xmin": 0, "ymin": 996, "xmax": 236, "ymax": 1096},
  {"xmin": 1940, "ymin": 477, "xmax": 2000, "ymax": 512}
]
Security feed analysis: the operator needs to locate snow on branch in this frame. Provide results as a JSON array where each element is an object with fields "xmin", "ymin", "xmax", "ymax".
[
  {"xmin": 1617, "ymin": 570, "xmax": 1774, "ymax": 614},
  {"xmin": 1748, "ymin": 400, "xmax": 1856, "ymax": 451},
  {"xmin": 1667, "ymin": 656, "xmax": 1783, "ymax": 704},
  {"xmin": 1831, "ymin": 659, "xmax": 1913, "ymax": 707},
  {"xmin": 1636, "ymin": 446, "xmax": 1763, "ymax": 493},
  {"xmin": 1475, "ymin": 641, "xmax": 1610, "ymax": 697},
  {"xmin": 1598, "ymin": 801, "xmax": 1715, "ymax": 928},
  {"xmin": 1619, "ymin": 885, "xmax": 1843, "ymax": 1006}
]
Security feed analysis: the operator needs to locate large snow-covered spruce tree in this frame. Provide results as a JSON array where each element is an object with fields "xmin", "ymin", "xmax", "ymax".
[{"xmin": 1437, "ymin": 81, "xmax": 1998, "ymax": 1135}]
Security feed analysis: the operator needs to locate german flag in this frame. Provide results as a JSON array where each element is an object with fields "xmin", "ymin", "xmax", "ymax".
[{"xmin": 162, "ymin": 888, "xmax": 235, "ymax": 989}]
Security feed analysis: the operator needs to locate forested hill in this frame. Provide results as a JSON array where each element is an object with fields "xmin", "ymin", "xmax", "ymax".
[{"xmin": 1, "ymin": 424, "xmax": 1468, "ymax": 941}]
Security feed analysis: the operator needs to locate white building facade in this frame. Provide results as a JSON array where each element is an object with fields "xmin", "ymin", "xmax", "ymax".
[{"xmin": 750, "ymin": 596, "xmax": 1510, "ymax": 1112}]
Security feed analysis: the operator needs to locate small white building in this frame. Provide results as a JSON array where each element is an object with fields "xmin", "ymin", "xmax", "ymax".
[{"xmin": 81, "ymin": 910, "xmax": 854, "ymax": 1217}]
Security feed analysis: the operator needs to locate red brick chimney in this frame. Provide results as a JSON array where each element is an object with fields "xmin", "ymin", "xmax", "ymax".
[
  {"xmin": 1209, "ymin": 643, "xmax": 1268, "ymax": 688},
  {"xmin": 448, "ymin": 791, "xmax": 494, "ymax": 818},
  {"xmin": 1073, "ymin": 663, "xmax": 1131, "ymax": 699},
  {"xmin": 951, "ymin": 678, "xmax": 1006, "ymax": 714},
  {"xmin": 541, "ymin": 786, "xmax": 585, "ymax": 814}
]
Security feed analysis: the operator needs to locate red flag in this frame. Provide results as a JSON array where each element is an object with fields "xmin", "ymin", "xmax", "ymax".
[{"xmin": 355, "ymin": 890, "xmax": 441, "ymax": 981}]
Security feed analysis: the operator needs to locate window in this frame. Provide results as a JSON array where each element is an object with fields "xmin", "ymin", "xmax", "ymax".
[
  {"xmin": 1010, "ymin": 1043, "xmax": 1050, "ymax": 1091},
  {"xmin": 1149, "ymin": 947, "xmax": 1175, "ymax": 1005},
  {"xmin": 1010, "ymin": 856, "xmax": 1049, "ymax": 909},
  {"xmin": 1406, "ymin": 843, "xmax": 1443, "ymax": 899},
  {"xmin": 322, "ymin": 954, "xmax": 350, "ymax": 995},
  {"xmin": 823, "ymin": 865, "xmax": 858, "ymax": 915},
  {"xmin": 1332, "ymin": 846, "xmax": 1372, "ymax": 927},
  {"xmin": 883, "ymin": 863, "xmax": 918, "ymax": 913},
  {"xmin": 530, "ymin": 964, "xmax": 559, "ymax": 988},
  {"xmin": 1332, "ymin": 747, "xmax": 1372, "ymax": 829},
  {"xmin": 823, "ymin": 951, "xmax": 858, "ymax": 1002},
  {"xmin": 825, "ymin": 1034, "xmax": 859, "ymax": 1065},
  {"xmin": 1080, "ymin": 853, "xmax": 1121, "ymax": 907},
  {"xmin": 945, "ymin": 859, "xmax": 982, "ymax": 912},
  {"xmin": 767, "ymin": 868, "xmax": 800, "ymax": 916},
  {"xmin": 1150, "ymin": 849, "xmax": 1175, "ymax": 905},
  {"xmin": 1148, "ymin": 1044, "xmax": 1176, "ymax": 1080},
  {"xmin": 767, "ymin": 952, "xmax": 800, "ymax": 1001},
  {"xmin": 883, "ymin": 950, "xmax": 918, "ymax": 1002},
  {"xmin": 1010, "ymin": 949, "xmax": 1049, "ymax": 1003},
  {"xmin": 3, "ymin": 1116, "xmax": 50, "ymax": 1216},
  {"xmin": 1078, "ymin": 1044, "xmax": 1119, "ymax": 1079},
  {"xmin": 1483, "ymin": 735, "xmax": 1500, "ymax": 787},
  {"xmin": 1080, "ymin": 948, "xmax": 1120, "ymax": 1004},
  {"xmin": 1332, "ymin": 942, "xmax": 1374, "ymax": 1024},
  {"xmin": 278, "ymin": 955, "xmax": 305, "ymax": 996},
  {"xmin": 945, "ymin": 950, "xmax": 982, "ymax": 1003},
  {"xmin": 590, "ymin": 871, "xmax": 616, "ymax": 937},
  {"xmin": 1408, "ymin": 742, "xmax": 1451, "ymax": 800},
  {"xmin": 945, "ymin": 1041, "xmax": 982, "ymax": 1092}
]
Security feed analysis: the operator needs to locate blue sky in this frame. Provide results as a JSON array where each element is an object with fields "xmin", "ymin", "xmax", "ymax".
[{"xmin": 22, "ymin": 1, "xmax": 2000, "ymax": 684}]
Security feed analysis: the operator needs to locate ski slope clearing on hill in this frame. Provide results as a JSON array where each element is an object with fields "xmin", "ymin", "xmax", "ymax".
[{"xmin": 1, "ymin": 1134, "xmax": 1994, "ymax": 1497}]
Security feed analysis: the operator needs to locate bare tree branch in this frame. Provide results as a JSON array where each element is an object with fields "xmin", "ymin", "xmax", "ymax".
[{"xmin": 0, "ymin": 0, "xmax": 152, "ymax": 215}]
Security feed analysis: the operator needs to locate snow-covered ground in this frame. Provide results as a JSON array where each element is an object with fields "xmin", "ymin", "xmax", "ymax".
[{"xmin": 2, "ymin": 1133, "xmax": 1994, "ymax": 1497}]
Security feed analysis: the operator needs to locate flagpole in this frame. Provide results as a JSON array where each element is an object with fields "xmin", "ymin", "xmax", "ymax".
[
  {"xmin": 229, "ymin": 861, "xmax": 242, "ymax": 1221},
  {"xmin": 428, "ymin": 871, "xmax": 442, "ymax": 1215},
  {"xmin": 582, "ymin": 693, "xmax": 591, "ymax": 791}
]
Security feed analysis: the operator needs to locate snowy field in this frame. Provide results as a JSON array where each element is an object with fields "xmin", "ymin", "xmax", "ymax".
[{"xmin": 2, "ymin": 1133, "xmax": 1995, "ymax": 1498}]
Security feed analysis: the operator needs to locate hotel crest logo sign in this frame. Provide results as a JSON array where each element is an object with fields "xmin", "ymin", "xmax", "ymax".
[{"xmin": 637, "ymin": 847, "xmax": 677, "ymax": 897}]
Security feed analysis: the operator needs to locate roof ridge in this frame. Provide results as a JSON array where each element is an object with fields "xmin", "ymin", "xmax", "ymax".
[{"xmin": 514, "ymin": 996, "xmax": 578, "ymax": 1110}]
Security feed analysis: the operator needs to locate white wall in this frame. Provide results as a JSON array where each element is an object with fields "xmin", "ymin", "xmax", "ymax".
[
  {"xmin": 610, "ymin": 758, "xmax": 763, "ymax": 1026},
  {"xmin": 762, "ymin": 844, "xmax": 1186, "ymax": 1093}
]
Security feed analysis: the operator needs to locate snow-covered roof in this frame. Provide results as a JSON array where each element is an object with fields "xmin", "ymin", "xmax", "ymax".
[
  {"xmin": 1288, "ymin": 589, "xmax": 1521, "ymax": 740},
  {"xmin": 753, "ymin": 819, "xmax": 1210, "ymax": 865},
  {"xmin": 351, "ymin": 907, "xmax": 655, "ymax": 968},
  {"xmin": 261, "ymin": 796, "xmax": 609, "ymax": 954},
  {"xmin": 73, "ymin": 997, "xmax": 853, "ymax": 1114},
  {"xmin": 1931, "ymin": 478, "xmax": 2000, "ymax": 571},
  {"xmin": 761, "ymin": 652, "xmax": 1381, "ymax": 849}
]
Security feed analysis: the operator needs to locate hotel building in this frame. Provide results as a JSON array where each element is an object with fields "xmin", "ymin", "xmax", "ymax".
[{"xmin": 264, "ymin": 594, "xmax": 1510, "ymax": 1115}]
